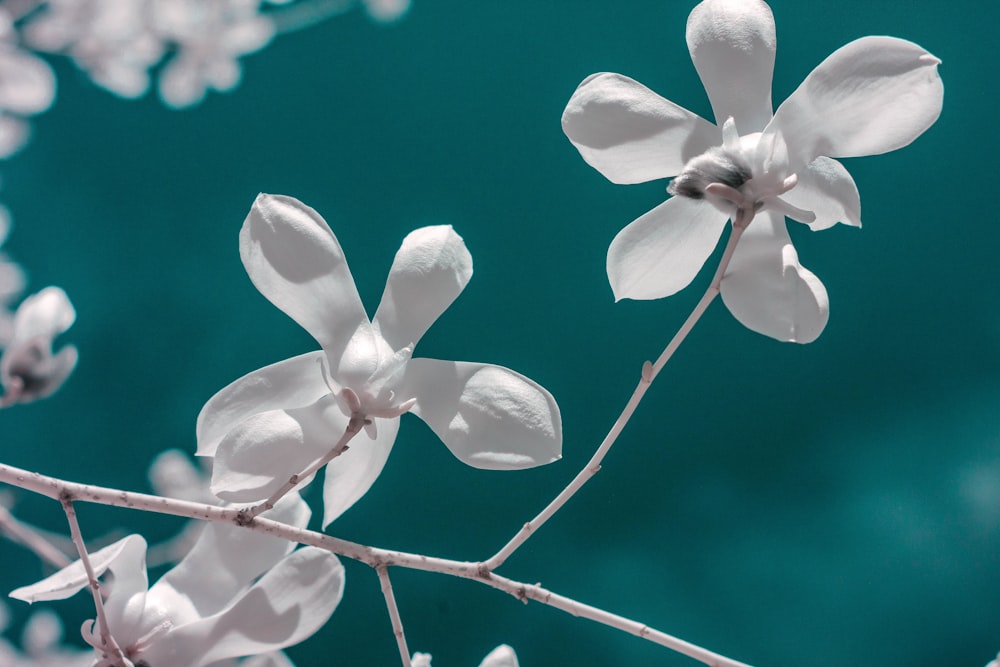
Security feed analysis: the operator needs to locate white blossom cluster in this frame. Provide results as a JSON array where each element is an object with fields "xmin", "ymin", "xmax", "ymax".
[{"xmin": 0, "ymin": 0, "xmax": 968, "ymax": 665}]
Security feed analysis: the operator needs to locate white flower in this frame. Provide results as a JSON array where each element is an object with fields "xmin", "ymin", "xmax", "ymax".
[
  {"xmin": 562, "ymin": 0, "xmax": 943, "ymax": 343},
  {"xmin": 363, "ymin": 0, "xmax": 411, "ymax": 23},
  {"xmin": 0, "ymin": 287, "xmax": 77, "ymax": 406},
  {"xmin": 411, "ymin": 644, "xmax": 519, "ymax": 667},
  {"xmin": 0, "ymin": 207, "xmax": 25, "ymax": 345},
  {"xmin": 0, "ymin": 10, "xmax": 56, "ymax": 158},
  {"xmin": 10, "ymin": 495, "xmax": 342, "ymax": 667},
  {"xmin": 154, "ymin": 0, "xmax": 274, "ymax": 109},
  {"xmin": 22, "ymin": 0, "xmax": 161, "ymax": 100},
  {"xmin": 197, "ymin": 194, "xmax": 562, "ymax": 527}
]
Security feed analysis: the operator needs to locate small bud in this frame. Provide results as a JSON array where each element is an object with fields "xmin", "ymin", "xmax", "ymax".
[{"xmin": 667, "ymin": 146, "xmax": 752, "ymax": 200}]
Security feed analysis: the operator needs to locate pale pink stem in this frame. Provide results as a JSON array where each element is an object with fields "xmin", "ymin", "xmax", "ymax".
[
  {"xmin": 244, "ymin": 417, "xmax": 364, "ymax": 520},
  {"xmin": 269, "ymin": 0, "xmax": 356, "ymax": 36},
  {"xmin": 377, "ymin": 566, "xmax": 412, "ymax": 667},
  {"xmin": 0, "ymin": 462, "xmax": 751, "ymax": 667},
  {"xmin": 0, "ymin": 503, "xmax": 71, "ymax": 568},
  {"xmin": 61, "ymin": 498, "xmax": 129, "ymax": 667},
  {"xmin": 484, "ymin": 215, "xmax": 751, "ymax": 571}
]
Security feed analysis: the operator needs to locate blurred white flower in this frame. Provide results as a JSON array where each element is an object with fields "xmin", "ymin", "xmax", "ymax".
[
  {"xmin": 410, "ymin": 644, "xmax": 519, "ymax": 667},
  {"xmin": 11, "ymin": 494, "xmax": 342, "ymax": 667},
  {"xmin": 197, "ymin": 194, "xmax": 562, "ymax": 527},
  {"xmin": 154, "ymin": 0, "xmax": 274, "ymax": 108},
  {"xmin": 0, "ymin": 10, "xmax": 55, "ymax": 158},
  {"xmin": 0, "ymin": 603, "xmax": 92, "ymax": 667},
  {"xmin": 22, "ymin": 0, "xmax": 160, "ymax": 99},
  {"xmin": 563, "ymin": 0, "xmax": 943, "ymax": 343},
  {"xmin": 0, "ymin": 287, "xmax": 77, "ymax": 406},
  {"xmin": 363, "ymin": 0, "xmax": 411, "ymax": 23},
  {"xmin": 0, "ymin": 206, "xmax": 25, "ymax": 345}
]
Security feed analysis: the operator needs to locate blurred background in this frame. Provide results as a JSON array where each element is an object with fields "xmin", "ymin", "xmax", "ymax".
[{"xmin": 0, "ymin": 0, "xmax": 997, "ymax": 665}]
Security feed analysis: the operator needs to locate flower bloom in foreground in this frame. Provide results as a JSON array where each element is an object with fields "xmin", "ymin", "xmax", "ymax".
[
  {"xmin": 11, "ymin": 494, "xmax": 341, "ymax": 667},
  {"xmin": 197, "ymin": 194, "xmax": 562, "ymax": 527},
  {"xmin": 0, "ymin": 287, "xmax": 77, "ymax": 406},
  {"xmin": 562, "ymin": 0, "xmax": 943, "ymax": 342}
]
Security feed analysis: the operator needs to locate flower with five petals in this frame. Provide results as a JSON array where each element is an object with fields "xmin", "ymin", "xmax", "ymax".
[
  {"xmin": 197, "ymin": 194, "xmax": 562, "ymax": 527},
  {"xmin": 562, "ymin": 0, "xmax": 943, "ymax": 342}
]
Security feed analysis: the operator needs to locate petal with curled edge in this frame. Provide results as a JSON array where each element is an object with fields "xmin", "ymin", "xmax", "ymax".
[
  {"xmin": 322, "ymin": 416, "xmax": 400, "ymax": 527},
  {"xmin": 373, "ymin": 225, "xmax": 473, "ymax": 352},
  {"xmin": 781, "ymin": 156, "xmax": 861, "ymax": 231},
  {"xmin": 479, "ymin": 644, "xmax": 520, "ymax": 667},
  {"xmin": 140, "ymin": 548, "xmax": 344, "ymax": 667},
  {"xmin": 196, "ymin": 351, "xmax": 329, "ymax": 457},
  {"xmin": 211, "ymin": 394, "xmax": 350, "ymax": 503},
  {"xmin": 402, "ymin": 359, "xmax": 561, "ymax": 470},
  {"xmin": 562, "ymin": 72, "xmax": 718, "ymax": 184},
  {"xmin": 686, "ymin": 0, "xmax": 776, "ymax": 133},
  {"xmin": 608, "ymin": 196, "xmax": 729, "ymax": 301},
  {"xmin": 765, "ymin": 36, "xmax": 943, "ymax": 173},
  {"xmin": 148, "ymin": 494, "xmax": 309, "ymax": 622},
  {"xmin": 720, "ymin": 211, "xmax": 829, "ymax": 343},
  {"xmin": 240, "ymin": 194, "xmax": 376, "ymax": 377}
]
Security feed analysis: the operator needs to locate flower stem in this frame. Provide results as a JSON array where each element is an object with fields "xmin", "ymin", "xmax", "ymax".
[
  {"xmin": 0, "ymin": 502, "xmax": 71, "ymax": 568},
  {"xmin": 484, "ymin": 216, "xmax": 750, "ymax": 571},
  {"xmin": 61, "ymin": 498, "xmax": 130, "ymax": 667},
  {"xmin": 377, "ymin": 565, "xmax": 412, "ymax": 667},
  {"xmin": 243, "ymin": 417, "xmax": 364, "ymax": 520},
  {"xmin": 268, "ymin": 0, "xmax": 357, "ymax": 36},
  {"xmin": 0, "ymin": 462, "xmax": 751, "ymax": 667}
]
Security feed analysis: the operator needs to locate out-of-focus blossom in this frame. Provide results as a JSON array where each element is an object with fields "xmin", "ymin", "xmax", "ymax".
[
  {"xmin": 986, "ymin": 652, "xmax": 1000, "ymax": 667},
  {"xmin": 563, "ymin": 0, "xmax": 942, "ymax": 343},
  {"xmin": 198, "ymin": 194, "xmax": 561, "ymax": 527},
  {"xmin": 411, "ymin": 645, "xmax": 519, "ymax": 667},
  {"xmin": 0, "ymin": 10, "xmax": 55, "ymax": 158},
  {"xmin": 154, "ymin": 0, "xmax": 274, "ymax": 108},
  {"xmin": 0, "ymin": 206, "xmax": 25, "ymax": 345},
  {"xmin": 363, "ymin": 0, "xmax": 411, "ymax": 23},
  {"xmin": 11, "ymin": 494, "xmax": 342, "ymax": 667},
  {"xmin": 0, "ymin": 287, "xmax": 77, "ymax": 406},
  {"xmin": 0, "ymin": 603, "xmax": 92, "ymax": 667}
]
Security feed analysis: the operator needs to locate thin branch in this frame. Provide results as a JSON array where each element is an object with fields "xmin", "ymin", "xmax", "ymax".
[
  {"xmin": 61, "ymin": 498, "xmax": 129, "ymax": 667},
  {"xmin": 243, "ymin": 417, "xmax": 363, "ymax": 520},
  {"xmin": 268, "ymin": 0, "xmax": 356, "ymax": 36},
  {"xmin": 377, "ymin": 566, "xmax": 412, "ymax": 667},
  {"xmin": 0, "ymin": 503, "xmax": 72, "ymax": 568},
  {"xmin": 0, "ymin": 462, "xmax": 751, "ymax": 667},
  {"xmin": 484, "ymin": 215, "xmax": 750, "ymax": 570}
]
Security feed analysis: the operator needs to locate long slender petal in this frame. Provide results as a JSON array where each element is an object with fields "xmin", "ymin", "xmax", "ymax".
[
  {"xmin": 211, "ymin": 395, "xmax": 350, "ymax": 502},
  {"xmin": 149, "ymin": 494, "xmax": 309, "ymax": 620},
  {"xmin": 686, "ymin": 0, "xmax": 776, "ymax": 132},
  {"xmin": 321, "ymin": 416, "xmax": 399, "ymax": 527},
  {"xmin": 766, "ymin": 36, "xmax": 943, "ymax": 172},
  {"xmin": 373, "ymin": 225, "xmax": 473, "ymax": 352},
  {"xmin": 142, "ymin": 548, "xmax": 344, "ymax": 667},
  {"xmin": 402, "ymin": 358, "xmax": 561, "ymax": 470},
  {"xmin": 196, "ymin": 351, "xmax": 329, "ymax": 457},
  {"xmin": 607, "ymin": 196, "xmax": 729, "ymax": 301},
  {"xmin": 781, "ymin": 157, "xmax": 862, "ymax": 231},
  {"xmin": 720, "ymin": 211, "xmax": 829, "ymax": 343},
  {"xmin": 240, "ymin": 194, "xmax": 375, "ymax": 377},
  {"xmin": 562, "ymin": 72, "xmax": 718, "ymax": 184}
]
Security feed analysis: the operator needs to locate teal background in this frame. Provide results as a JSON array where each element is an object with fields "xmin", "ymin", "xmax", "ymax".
[{"xmin": 1, "ymin": 1, "xmax": 997, "ymax": 665}]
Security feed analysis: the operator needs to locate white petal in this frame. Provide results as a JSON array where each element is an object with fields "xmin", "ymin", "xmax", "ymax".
[
  {"xmin": 562, "ymin": 72, "xmax": 718, "ymax": 184},
  {"xmin": 149, "ymin": 494, "xmax": 309, "ymax": 620},
  {"xmin": 479, "ymin": 644, "xmax": 520, "ymax": 667},
  {"xmin": 240, "ymin": 194, "xmax": 376, "ymax": 375},
  {"xmin": 0, "ymin": 115, "xmax": 29, "ymax": 158},
  {"xmin": 9, "ymin": 535, "xmax": 144, "ymax": 604},
  {"xmin": 607, "ymin": 196, "xmax": 729, "ymax": 301},
  {"xmin": 239, "ymin": 652, "xmax": 296, "ymax": 667},
  {"xmin": 0, "ymin": 49, "xmax": 56, "ymax": 115},
  {"xmin": 403, "ymin": 359, "xmax": 562, "ymax": 470},
  {"xmin": 321, "ymin": 416, "xmax": 399, "ymax": 527},
  {"xmin": 364, "ymin": 0, "xmax": 412, "ymax": 23},
  {"xmin": 720, "ymin": 211, "xmax": 829, "ymax": 343},
  {"xmin": 196, "ymin": 351, "xmax": 329, "ymax": 457},
  {"xmin": 6, "ymin": 287, "xmax": 74, "ymax": 348},
  {"xmin": 766, "ymin": 37, "xmax": 943, "ymax": 172},
  {"xmin": 686, "ymin": 0, "xmax": 776, "ymax": 132},
  {"xmin": 142, "ymin": 548, "xmax": 344, "ymax": 667},
  {"xmin": 373, "ymin": 225, "xmax": 472, "ymax": 352},
  {"xmin": 211, "ymin": 395, "xmax": 350, "ymax": 503},
  {"xmin": 781, "ymin": 157, "xmax": 861, "ymax": 231}
]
